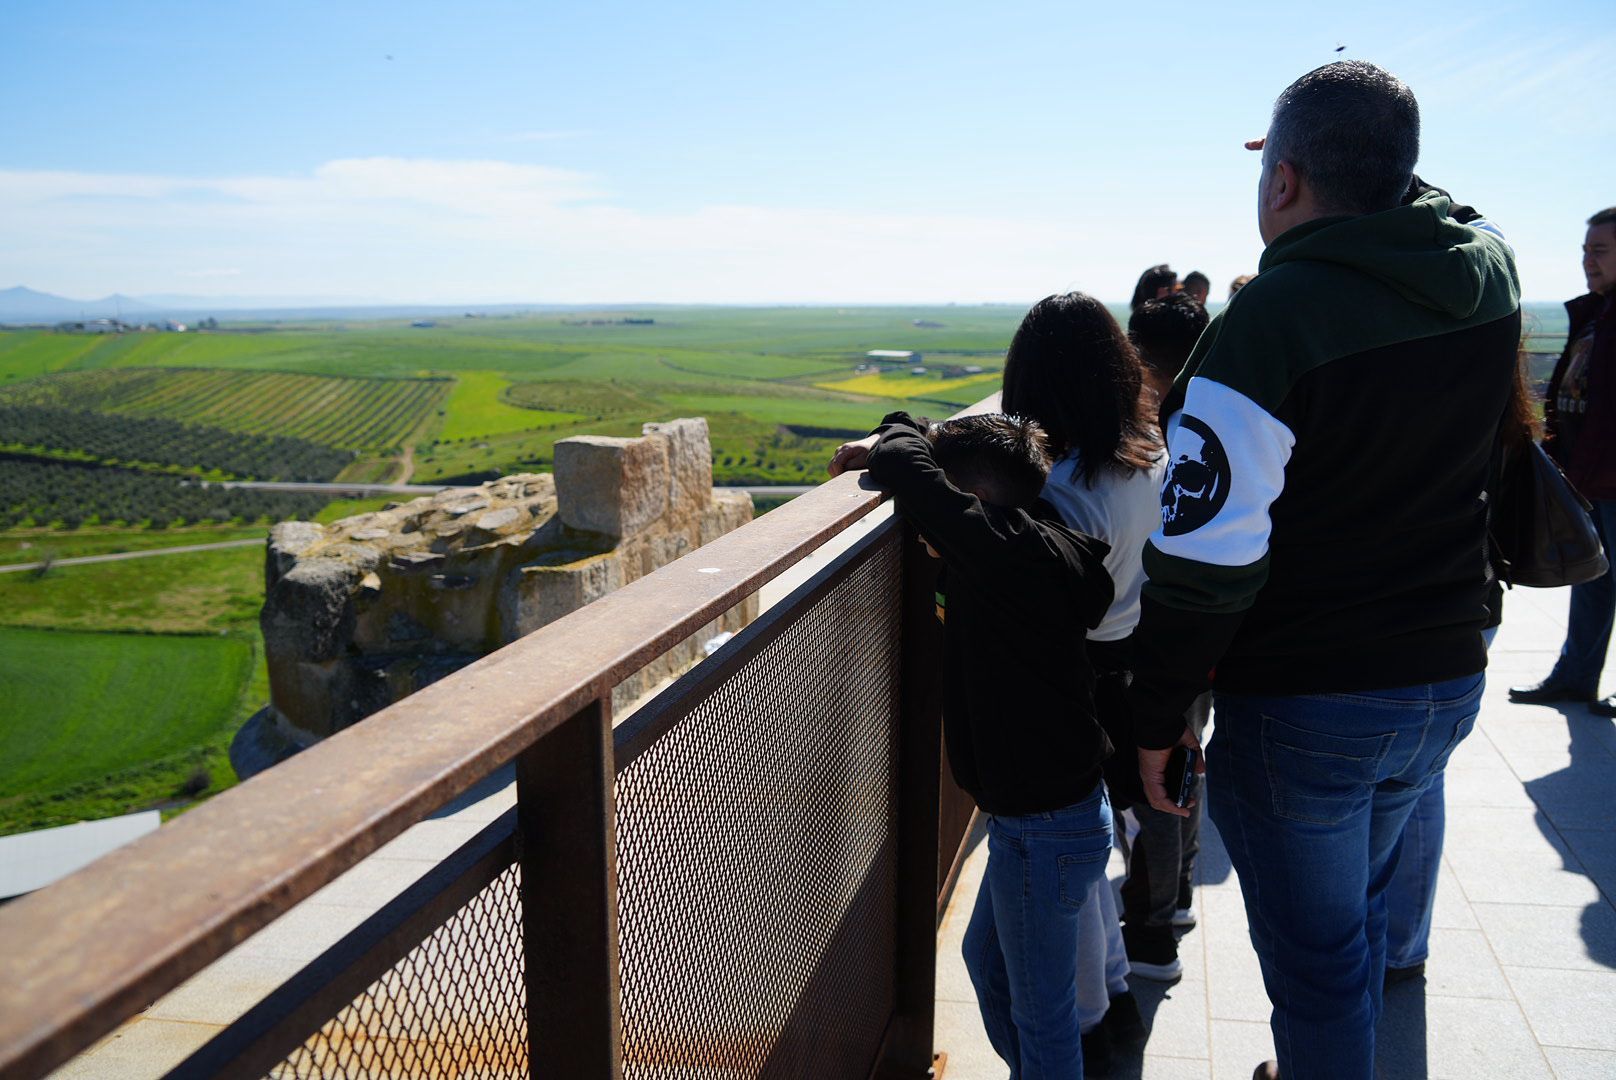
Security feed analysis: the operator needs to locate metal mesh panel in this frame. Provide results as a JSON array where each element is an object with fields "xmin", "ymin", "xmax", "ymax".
[
  {"xmin": 268, "ymin": 862, "xmax": 527, "ymax": 1080},
  {"xmin": 614, "ymin": 532, "xmax": 905, "ymax": 1079}
]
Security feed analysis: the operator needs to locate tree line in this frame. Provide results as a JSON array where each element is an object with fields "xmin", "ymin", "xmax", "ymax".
[
  {"xmin": 0, "ymin": 456, "xmax": 330, "ymax": 529},
  {"xmin": 0, "ymin": 404, "xmax": 353, "ymax": 481}
]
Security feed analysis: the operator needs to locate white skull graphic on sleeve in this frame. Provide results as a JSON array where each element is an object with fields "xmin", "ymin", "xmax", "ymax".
[{"xmin": 1162, "ymin": 416, "xmax": 1231, "ymax": 535}]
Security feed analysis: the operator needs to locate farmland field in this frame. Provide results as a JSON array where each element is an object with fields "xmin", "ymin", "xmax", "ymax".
[
  {"xmin": 0, "ymin": 627, "xmax": 253, "ymax": 834},
  {"xmin": 814, "ymin": 369, "xmax": 1002, "ymax": 400},
  {"xmin": 436, "ymin": 370, "xmax": 584, "ymax": 440},
  {"xmin": 0, "ymin": 367, "xmax": 450, "ymax": 450}
]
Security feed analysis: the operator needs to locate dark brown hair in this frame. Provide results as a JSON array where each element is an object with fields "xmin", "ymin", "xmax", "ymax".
[
  {"xmin": 1504, "ymin": 347, "xmax": 1542, "ymax": 450},
  {"xmin": 1129, "ymin": 264, "xmax": 1177, "ymax": 311},
  {"xmin": 1129, "ymin": 293, "xmax": 1209, "ymax": 383},
  {"xmin": 1000, "ymin": 292, "xmax": 1163, "ymax": 488},
  {"xmin": 928, "ymin": 413, "xmax": 1052, "ymax": 508},
  {"xmin": 1588, "ymin": 207, "xmax": 1616, "ymax": 228}
]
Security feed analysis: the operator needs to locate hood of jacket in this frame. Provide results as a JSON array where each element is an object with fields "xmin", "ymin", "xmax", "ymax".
[
  {"xmin": 1028, "ymin": 498, "xmax": 1114, "ymax": 631},
  {"xmin": 1259, "ymin": 192, "xmax": 1519, "ymax": 322}
]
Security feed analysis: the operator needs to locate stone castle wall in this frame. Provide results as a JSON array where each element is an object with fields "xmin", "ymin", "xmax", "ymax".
[{"xmin": 238, "ymin": 418, "xmax": 754, "ymax": 771}]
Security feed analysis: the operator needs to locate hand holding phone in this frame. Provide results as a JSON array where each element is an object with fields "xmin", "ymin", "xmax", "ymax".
[{"xmin": 1165, "ymin": 745, "xmax": 1200, "ymax": 808}]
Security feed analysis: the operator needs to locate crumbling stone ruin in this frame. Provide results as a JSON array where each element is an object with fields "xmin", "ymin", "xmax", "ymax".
[{"xmin": 235, "ymin": 418, "xmax": 754, "ymax": 773}]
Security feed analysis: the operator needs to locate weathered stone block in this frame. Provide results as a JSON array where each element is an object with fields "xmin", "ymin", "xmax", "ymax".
[
  {"xmin": 702, "ymin": 491, "xmax": 755, "ymax": 547},
  {"xmin": 644, "ymin": 417, "xmax": 714, "ymax": 518},
  {"xmin": 266, "ymin": 521, "xmax": 326, "ymax": 590},
  {"xmin": 262, "ymin": 559, "xmax": 359, "ymax": 664},
  {"xmin": 554, "ymin": 435, "xmax": 670, "ymax": 538},
  {"xmin": 513, "ymin": 554, "xmax": 623, "ymax": 637}
]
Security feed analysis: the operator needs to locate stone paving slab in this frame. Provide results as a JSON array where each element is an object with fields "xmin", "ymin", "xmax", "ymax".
[{"xmin": 935, "ymin": 585, "xmax": 1616, "ymax": 1079}]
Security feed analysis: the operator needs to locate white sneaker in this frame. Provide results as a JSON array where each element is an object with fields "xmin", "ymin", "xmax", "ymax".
[
  {"xmin": 1128, "ymin": 956, "xmax": 1183, "ymax": 982},
  {"xmin": 1172, "ymin": 905, "xmax": 1197, "ymax": 929}
]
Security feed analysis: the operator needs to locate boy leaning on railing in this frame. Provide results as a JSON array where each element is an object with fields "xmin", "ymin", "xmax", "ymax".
[{"xmin": 830, "ymin": 410, "xmax": 1116, "ymax": 1080}]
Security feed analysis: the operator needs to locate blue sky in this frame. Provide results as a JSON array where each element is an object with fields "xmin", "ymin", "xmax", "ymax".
[{"xmin": 3, "ymin": 0, "xmax": 1610, "ymax": 304}]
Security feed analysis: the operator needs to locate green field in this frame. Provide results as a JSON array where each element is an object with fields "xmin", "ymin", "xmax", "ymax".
[
  {"xmin": 0, "ymin": 542, "xmax": 266, "ymax": 634},
  {"xmin": 0, "ymin": 366, "xmax": 450, "ymax": 451},
  {"xmin": 0, "ymin": 627, "xmax": 253, "ymax": 834},
  {"xmin": 0, "ymin": 311, "xmax": 1019, "ymax": 489},
  {"xmin": 436, "ymin": 370, "xmax": 584, "ymax": 440},
  {"xmin": 0, "ymin": 541, "xmax": 268, "ymax": 832}
]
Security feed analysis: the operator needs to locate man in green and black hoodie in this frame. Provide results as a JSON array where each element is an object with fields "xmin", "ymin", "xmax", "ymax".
[{"xmin": 1125, "ymin": 62, "xmax": 1520, "ymax": 1080}]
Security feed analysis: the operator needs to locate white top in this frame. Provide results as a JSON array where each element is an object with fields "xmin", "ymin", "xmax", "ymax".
[{"xmin": 1041, "ymin": 449, "xmax": 1168, "ymax": 642}]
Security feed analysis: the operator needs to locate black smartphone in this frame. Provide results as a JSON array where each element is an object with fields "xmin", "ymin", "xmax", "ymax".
[{"xmin": 1165, "ymin": 746, "xmax": 1200, "ymax": 808}]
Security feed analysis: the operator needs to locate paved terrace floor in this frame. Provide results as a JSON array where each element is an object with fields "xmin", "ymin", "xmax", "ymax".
[{"xmin": 936, "ymin": 582, "xmax": 1616, "ymax": 1080}]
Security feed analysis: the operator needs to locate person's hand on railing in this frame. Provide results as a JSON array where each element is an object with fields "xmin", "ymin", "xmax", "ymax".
[{"xmin": 828, "ymin": 434, "xmax": 881, "ymax": 477}]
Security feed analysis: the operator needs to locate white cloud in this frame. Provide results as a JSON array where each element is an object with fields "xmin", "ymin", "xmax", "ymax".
[{"xmin": 0, "ymin": 156, "xmax": 1280, "ymax": 304}]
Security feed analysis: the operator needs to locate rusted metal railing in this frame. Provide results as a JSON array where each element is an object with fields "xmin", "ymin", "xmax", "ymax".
[{"xmin": 0, "ymin": 401, "xmax": 990, "ymax": 1079}]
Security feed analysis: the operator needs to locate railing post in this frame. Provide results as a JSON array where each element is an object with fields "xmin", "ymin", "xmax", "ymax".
[
  {"xmin": 516, "ymin": 695, "xmax": 624, "ymax": 1079},
  {"xmin": 880, "ymin": 524, "xmax": 945, "ymax": 1078}
]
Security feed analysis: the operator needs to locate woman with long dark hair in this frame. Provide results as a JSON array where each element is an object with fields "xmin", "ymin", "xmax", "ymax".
[{"xmin": 1001, "ymin": 292, "xmax": 1164, "ymax": 646}]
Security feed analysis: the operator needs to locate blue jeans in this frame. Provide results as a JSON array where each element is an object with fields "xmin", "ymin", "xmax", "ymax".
[
  {"xmin": 964, "ymin": 785, "xmax": 1113, "ymax": 1080},
  {"xmin": 1549, "ymin": 497, "xmax": 1616, "ymax": 692},
  {"xmin": 1384, "ymin": 627, "xmax": 1496, "ymax": 968},
  {"xmin": 1207, "ymin": 674, "xmax": 1483, "ymax": 1080}
]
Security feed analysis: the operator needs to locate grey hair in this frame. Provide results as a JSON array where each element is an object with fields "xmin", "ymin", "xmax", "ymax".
[{"xmin": 1266, "ymin": 61, "xmax": 1420, "ymax": 215}]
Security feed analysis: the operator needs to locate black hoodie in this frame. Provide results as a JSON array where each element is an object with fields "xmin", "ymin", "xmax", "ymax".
[{"xmin": 865, "ymin": 413, "xmax": 1116, "ymax": 816}]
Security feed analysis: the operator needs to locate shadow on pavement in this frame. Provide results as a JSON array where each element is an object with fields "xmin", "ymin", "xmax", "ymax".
[{"xmin": 1528, "ymin": 703, "xmax": 1616, "ymax": 971}]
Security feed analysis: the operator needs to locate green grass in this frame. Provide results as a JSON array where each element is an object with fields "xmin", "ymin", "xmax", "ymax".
[
  {"xmin": 0, "ymin": 627, "xmax": 253, "ymax": 834},
  {"xmin": 0, "ymin": 543, "xmax": 266, "ymax": 633},
  {"xmin": 436, "ymin": 370, "xmax": 584, "ymax": 440},
  {"xmin": 0, "ymin": 542, "xmax": 271, "ymax": 832},
  {"xmin": 314, "ymin": 497, "xmax": 398, "ymax": 523},
  {"xmin": 0, "ymin": 523, "xmax": 266, "ymax": 565}
]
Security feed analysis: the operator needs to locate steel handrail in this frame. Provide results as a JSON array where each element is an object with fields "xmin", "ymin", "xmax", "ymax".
[{"xmin": 0, "ymin": 470, "xmax": 887, "ymax": 1079}]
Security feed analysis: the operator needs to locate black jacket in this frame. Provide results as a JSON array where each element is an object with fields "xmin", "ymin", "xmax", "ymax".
[
  {"xmin": 1546, "ymin": 291, "xmax": 1616, "ymax": 500},
  {"xmin": 865, "ymin": 413, "xmax": 1115, "ymax": 815}
]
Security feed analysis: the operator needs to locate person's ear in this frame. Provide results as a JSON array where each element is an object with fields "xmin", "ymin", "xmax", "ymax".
[{"xmin": 1265, "ymin": 159, "xmax": 1300, "ymax": 214}]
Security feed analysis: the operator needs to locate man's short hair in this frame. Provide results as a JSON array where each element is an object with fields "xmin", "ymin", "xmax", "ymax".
[
  {"xmin": 1128, "ymin": 293, "xmax": 1209, "ymax": 381},
  {"xmin": 1182, "ymin": 270, "xmax": 1210, "ymax": 293},
  {"xmin": 1590, "ymin": 208, "xmax": 1616, "ymax": 228},
  {"xmin": 1267, "ymin": 60, "xmax": 1420, "ymax": 215},
  {"xmin": 928, "ymin": 413, "xmax": 1052, "ymax": 508}
]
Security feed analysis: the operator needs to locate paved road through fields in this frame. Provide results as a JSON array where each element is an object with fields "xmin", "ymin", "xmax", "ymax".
[{"xmin": 0, "ymin": 538, "xmax": 265, "ymax": 575}]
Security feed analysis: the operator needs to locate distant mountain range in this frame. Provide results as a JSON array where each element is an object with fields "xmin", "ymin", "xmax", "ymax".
[
  {"xmin": 0, "ymin": 286, "xmax": 159, "ymax": 323},
  {"xmin": 0, "ymin": 286, "xmax": 440, "ymax": 325}
]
